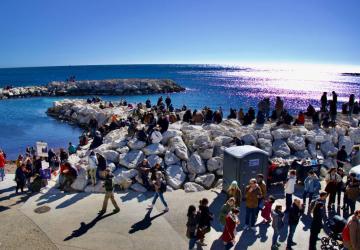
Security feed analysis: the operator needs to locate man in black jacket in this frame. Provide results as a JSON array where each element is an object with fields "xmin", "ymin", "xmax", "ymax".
[
  {"xmin": 287, "ymin": 199, "xmax": 304, "ymax": 250},
  {"xmin": 336, "ymin": 145, "xmax": 348, "ymax": 168}
]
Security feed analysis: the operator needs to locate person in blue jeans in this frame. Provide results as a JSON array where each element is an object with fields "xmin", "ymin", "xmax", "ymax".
[
  {"xmin": 244, "ymin": 178, "xmax": 262, "ymax": 230},
  {"xmin": 303, "ymin": 170, "xmax": 321, "ymax": 208},
  {"xmin": 271, "ymin": 205, "xmax": 284, "ymax": 249},
  {"xmin": 286, "ymin": 199, "xmax": 304, "ymax": 250},
  {"xmin": 148, "ymin": 171, "xmax": 169, "ymax": 212}
]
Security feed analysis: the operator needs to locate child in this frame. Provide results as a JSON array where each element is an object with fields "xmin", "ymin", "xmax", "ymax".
[
  {"xmin": 99, "ymin": 169, "xmax": 120, "ymax": 214},
  {"xmin": 186, "ymin": 205, "xmax": 198, "ymax": 250},
  {"xmin": 284, "ymin": 170, "xmax": 297, "ymax": 212},
  {"xmin": 261, "ymin": 195, "xmax": 275, "ymax": 223},
  {"xmin": 271, "ymin": 205, "xmax": 285, "ymax": 249}
]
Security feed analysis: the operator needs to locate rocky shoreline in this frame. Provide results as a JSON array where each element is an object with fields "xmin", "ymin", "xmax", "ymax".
[
  {"xmin": 48, "ymin": 99, "xmax": 360, "ymax": 193},
  {"xmin": 0, "ymin": 79, "xmax": 185, "ymax": 100}
]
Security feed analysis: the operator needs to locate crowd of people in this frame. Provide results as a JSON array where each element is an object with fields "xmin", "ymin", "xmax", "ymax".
[{"xmin": 186, "ymin": 168, "xmax": 359, "ymax": 250}]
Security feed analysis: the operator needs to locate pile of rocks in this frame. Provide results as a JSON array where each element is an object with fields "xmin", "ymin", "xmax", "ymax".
[
  {"xmin": 0, "ymin": 79, "xmax": 185, "ymax": 100},
  {"xmin": 50, "ymin": 100, "xmax": 360, "ymax": 193}
]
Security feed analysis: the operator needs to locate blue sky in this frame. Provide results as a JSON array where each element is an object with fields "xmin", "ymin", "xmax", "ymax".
[{"xmin": 0, "ymin": 0, "xmax": 359, "ymax": 67}]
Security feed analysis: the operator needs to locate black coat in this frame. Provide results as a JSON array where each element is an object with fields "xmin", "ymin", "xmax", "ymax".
[
  {"xmin": 198, "ymin": 205, "xmax": 213, "ymax": 228},
  {"xmin": 288, "ymin": 204, "xmax": 303, "ymax": 225}
]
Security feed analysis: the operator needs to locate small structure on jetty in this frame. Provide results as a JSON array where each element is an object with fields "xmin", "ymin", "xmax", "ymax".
[{"xmin": 0, "ymin": 79, "xmax": 185, "ymax": 99}]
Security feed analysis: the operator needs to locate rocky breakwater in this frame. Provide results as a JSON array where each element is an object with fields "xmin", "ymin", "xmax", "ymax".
[
  {"xmin": 50, "ymin": 100, "xmax": 360, "ymax": 193},
  {"xmin": 0, "ymin": 79, "xmax": 185, "ymax": 99}
]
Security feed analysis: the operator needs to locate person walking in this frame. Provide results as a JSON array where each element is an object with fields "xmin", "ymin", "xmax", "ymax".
[
  {"xmin": 99, "ymin": 169, "xmax": 120, "ymax": 214},
  {"xmin": 196, "ymin": 198, "xmax": 213, "ymax": 246},
  {"xmin": 325, "ymin": 167, "xmax": 342, "ymax": 210},
  {"xmin": 284, "ymin": 170, "xmax": 297, "ymax": 212},
  {"xmin": 244, "ymin": 178, "xmax": 262, "ymax": 230},
  {"xmin": 226, "ymin": 180, "xmax": 242, "ymax": 208},
  {"xmin": 219, "ymin": 197, "xmax": 236, "ymax": 228},
  {"xmin": 148, "ymin": 171, "xmax": 169, "ymax": 212},
  {"xmin": 271, "ymin": 205, "xmax": 285, "ymax": 249},
  {"xmin": 342, "ymin": 210, "xmax": 360, "ymax": 250},
  {"xmin": 303, "ymin": 170, "xmax": 321, "ymax": 208},
  {"xmin": 286, "ymin": 199, "xmax": 304, "ymax": 250},
  {"xmin": 221, "ymin": 208, "xmax": 240, "ymax": 250},
  {"xmin": 186, "ymin": 205, "xmax": 198, "ymax": 250},
  {"xmin": 88, "ymin": 151, "xmax": 98, "ymax": 186},
  {"xmin": 309, "ymin": 202, "xmax": 325, "ymax": 250},
  {"xmin": 0, "ymin": 149, "xmax": 6, "ymax": 181}
]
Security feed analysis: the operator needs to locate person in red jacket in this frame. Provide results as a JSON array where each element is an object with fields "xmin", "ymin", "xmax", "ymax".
[
  {"xmin": 0, "ymin": 149, "xmax": 6, "ymax": 181},
  {"xmin": 221, "ymin": 208, "xmax": 240, "ymax": 250}
]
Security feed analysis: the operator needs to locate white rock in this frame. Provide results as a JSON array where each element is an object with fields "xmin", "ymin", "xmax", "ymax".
[
  {"xmin": 128, "ymin": 138, "xmax": 146, "ymax": 150},
  {"xmin": 184, "ymin": 182, "xmax": 205, "ymax": 192},
  {"xmin": 169, "ymin": 136, "xmax": 189, "ymax": 160},
  {"xmin": 101, "ymin": 150, "xmax": 120, "ymax": 163},
  {"xmin": 103, "ymin": 128, "xmax": 128, "ymax": 144},
  {"xmin": 320, "ymin": 141, "xmax": 338, "ymax": 157},
  {"xmin": 195, "ymin": 173, "xmax": 215, "ymax": 189},
  {"xmin": 108, "ymin": 162, "xmax": 116, "ymax": 172},
  {"xmin": 71, "ymin": 166, "xmax": 88, "ymax": 191},
  {"xmin": 116, "ymin": 146, "xmax": 130, "ymax": 154},
  {"xmin": 213, "ymin": 146, "xmax": 226, "ymax": 158},
  {"xmin": 197, "ymin": 147, "xmax": 214, "ymax": 160},
  {"xmin": 258, "ymin": 138, "xmax": 273, "ymax": 156},
  {"xmin": 119, "ymin": 150, "xmax": 145, "ymax": 169},
  {"xmin": 291, "ymin": 126, "xmax": 308, "ymax": 136},
  {"xmin": 150, "ymin": 130, "xmax": 163, "ymax": 144},
  {"xmin": 207, "ymin": 157, "xmax": 223, "ymax": 172},
  {"xmin": 166, "ymin": 164, "xmax": 186, "ymax": 189},
  {"xmin": 287, "ymin": 135, "xmax": 306, "ymax": 151},
  {"xmin": 338, "ymin": 136, "xmax": 354, "ymax": 155},
  {"xmin": 349, "ymin": 127, "xmax": 360, "ymax": 144},
  {"xmin": 187, "ymin": 152, "xmax": 206, "ymax": 174},
  {"xmin": 213, "ymin": 136, "xmax": 233, "ymax": 147},
  {"xmin": 294, "ymin": 150, "xmax": 311, "ymax": 159},
  {"xmin": 350, "ymin": 117, "xmax": 358, "ymax": 127},
  {"xmin": 68, "ymin": 154, "xmax": 81, "ymax": 166},
  {"xmin": 147, "ymin": 154, "xmax": 163, "ymax": 167},
  {"xmin": 161, "ymin": 129, "xmax": 182, "ymax": 145},
  {"xmin": 142, "ymin": 143, "xmax": 165, "ymax": 155},
  {"xmin": 272, "ymin": 140, "xmax": 291, "ymax": 158},
  {"xmin": 323, "ymin": 158, "xmax": 338, "ymax": 169},
  {"xmin": 305, "ymin": 129, "xmax": 330, "ymax": 144},
  {"xmin": 272, "ymin": 129, "xmax": 292, "ymax": 140},
  {"xmin": 336, "ymin": 126, "xmax": 346, "ymax": 136},
  {"xmin": 308, "ymin": 144, "xmax": 317, "ymax": 158},
  {"xmin": 256, "ymin": 129, "xmax": 273, "ymax": 140},
  {"xmin": 216, "ymin": 168, "xmax": 223, "ymax": 176},
  {"xmin": 241, "ymin": 133, "xmax": 257, "ymax": 145},
  {"xmin": 181, "ymin": 161, "xmax": 188, "ymax": 173},
  {"xmin": 214, "ymin": 179, "xmax": 223, "ymax": 189},
  {"xmin": 164, "ymin": 151, "xmax": 180, "ymax": 166},
  {"xmin": 130, "ymin": 183, "xmax": 147, "ymax": 192},
  {"xmin": 94, "ymin": 143, "xmax": 112, "ymax": 153}
]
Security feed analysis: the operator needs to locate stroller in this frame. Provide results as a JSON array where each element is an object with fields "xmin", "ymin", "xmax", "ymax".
[{"xmin": 321, "ymin": 215, "xmax": 347, "ymax": 250}]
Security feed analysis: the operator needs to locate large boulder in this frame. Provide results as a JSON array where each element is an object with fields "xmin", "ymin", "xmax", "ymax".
[
  {"xmin": 294, "ymin": 150, "xmax": 311, "ymax": 159},
  {"xmin": 150, "ymin": 130, "xmax": 163, "ymax": 144},
  {"xmin": 101, "ymin": 150, "xmax": 120, "ymax": 163},
  {"xmin": 195, "ymin": 173, "xmax": 215, "ymax": 189},
  {"xmin": 338, "ymin": 136, "xmax": 354, "ymax": 155},
  {"xmin": 184, "ymin": 182, "xmax": 206, "ymax": 192},
  {"xmin": 256, "ymin": 129, "xmax": 273, "ymax": 140},
  {"xmin": 349, "ymin": 128, "xmax": 360, "ymax": 144},
  {"xmin": 320, "ymin": 141, "xmax": 338, "ymax": 157},
  {"xmin": 103, "ymin": 128, "xmax": 128, "ymax": 144},
  {"xmin": 166, "ymin": 164, "xmax": 186, "ymax": 189},
  {"xmin": 147, "ymin": 154, "xmax": 163, "ymax": 167},
  {"xmin": 164, "ymin": 151, "xmax": 180, "ymax": 166},
  {"xmin": 119, "ymin": 150, "xmax": 145, "ymax": 169},
  {"xmin": 308, "ymin": 143, "xmax": 317, "ymax": 158},
  {"xmin": 197, "ymin": 147, "xmax": 214, "ymax": 160},
  {"xmin": 241, "ymin": 133, "xmax": 257, "ymax": 145},
  {"xmin": 213, "ymin": 136, "xmax": 234, "ymax": 147},
  {"xmin": 116, "ymin": 146, "xmax": 130, "ymax": 154},
  {"xmin": 287, "ymin": 135, "xmax": 306, "ymax": 151},
  {"xmin": 207, "ymin": 157, "xmax": 223, "ymax": 172},
  {"xmin": 187, "ymin": 152, "xmax": 206, "ymax": 174},
  {"xmin": 128, "ymin": 138, "xmax": 146, "ymax": 150},
  {"xmin": 305, "ymin": 129, "xmax": 330, "ymax": 144},
  {"xmin": 168, "ymin": 136, "xmax": 189, "ymax": 160},
  {"xmin": 258, "ymin": 138, "xmax": 273, "ymax": 156},
  {"xmin": 161, "ymin": 129, "xmax": 183, "ymax": 145},
  {"xmin": 272, "ymin": 140, "xmax": 291, "ymax": 158},
  {"xmin": 113, "ymin": 175, "xmax": 132, "ymax": 189},
  {"xmin": 71, "ymin": 166, "xmax": 88, "ymax": 191},
  {"xmin": 142, "ymin": 143, "xmax": 165, "ymax": 155},
  {"xmin": 291, "ymin": 126, "xmax": 308, "ymax": 136},
  {"xmin": 272, "ymin": 129, "xmax": 292, "ymax": 140}
]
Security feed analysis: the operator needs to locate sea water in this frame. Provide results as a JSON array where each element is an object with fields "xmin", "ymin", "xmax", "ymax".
[{"xmin": 0, "ymin": 64, "xmax": 359, "ymax": 159}]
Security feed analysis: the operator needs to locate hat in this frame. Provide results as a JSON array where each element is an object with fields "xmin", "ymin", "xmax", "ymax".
[{"xmin": 231, "ymin": 180, "xmax": 238, "ymax": 186}]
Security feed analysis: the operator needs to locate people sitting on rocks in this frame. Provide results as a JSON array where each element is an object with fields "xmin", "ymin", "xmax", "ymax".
[
  {"xmin": 88, "ymin": 117, "xmax": 98, "ymax": 137},
  {"xmin": 59, "ymin": 162, "xmax": 77, "ymax": 192},
  {"xmin": 256, "ymin": 111, "xmax": 266, "ymax": 125},
  {"xmin": 275, "ymin": 96, "xmax": 284, "ymax": 119},
  {"xmin": 90, "ymin": 131, "xmax": 103, "ymax": 149},
  {"xmin": 79, "ymin": 133, "xmax": 89, "ymax": 146},
  {"xmin": 136, "ymin": 159, "xmax": 151, "ymax": 190},
  {"xmin": 204, "ymin": 107, "xmax": 213, "ymax": 124},
  {"xmin": 157, "ymin": 114, "xmax": 169, "ymax": 133},
  {"xmin": 228, "ymin": 108, "xmax": 237, "ymax": 119},
  {"xmin": 68, "ymin": 142, "xmax": 77, "ymax": 155},
  {"xmin": 183, "ymin": 109, "xmax": 193, "ymax": 123},
  {"xmin": 293, "ymin": 111, "xmax": 305, "ymax": 126},
  {"xmin": 213, "ymin": 110, "xmax": 223, "ymax": 124},
  {"xmin": 238, "ymin": 108, "xmax": 245, "ymax": 124}
]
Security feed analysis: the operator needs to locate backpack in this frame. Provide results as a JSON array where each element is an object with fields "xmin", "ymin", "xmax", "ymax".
[
  {"xmin": 342, "ymin": 224, "xmax": 350, "ymax": 242},
  {"xmin": 160, "ymin": 180, "xmax": 167, "ymax": 193}
]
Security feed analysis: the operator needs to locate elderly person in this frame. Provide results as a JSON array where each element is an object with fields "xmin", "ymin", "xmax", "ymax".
[
  {"xmin": 226, "ymin": 180, "xmax": 242, "ymax": 208},
  {"xmin": 244, "ymin": 178, "xmax": 262, "ymax": 230}
]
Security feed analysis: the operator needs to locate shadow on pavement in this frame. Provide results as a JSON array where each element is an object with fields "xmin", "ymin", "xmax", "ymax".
[
  {"xmin": 208, "ymin": 190, "xmax": 227, "ymax": 232},
  {"xmin": 128, "ymin": 208, "xmax": 166, "ymax": 234},
  {"xmin": 64, "ymin": 211, "xmax": 118, "ymax": 241},
  {"xmin": 56, "ymin": 192, "xmax": 91, "ymax": 209},
  {"xmin": 235, "ymin": 228, "xmax": 258, "ymax": 249},
  {"xmin": 120, "ymin": 191, "xmax": 153, "ymax": 203},
  {"xmin": 36, "ymin": 187, "xmax": 66, "ymax": 206}
]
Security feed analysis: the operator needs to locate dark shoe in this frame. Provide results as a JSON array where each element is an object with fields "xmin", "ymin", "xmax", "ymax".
[
  {"xmin": 290, "ymin": 242, "xmax": 297, "ymax": 246},
  {"xmin": 275, "ymin": 242, "xmax": 281, "ymax": 247},
  {"xmin": 113, "ymin": 208, "xmax": 120, "ymax": 213},
  {"xmin": 98, "ymin": 210, "xmax": 106, "ymax": 214}
]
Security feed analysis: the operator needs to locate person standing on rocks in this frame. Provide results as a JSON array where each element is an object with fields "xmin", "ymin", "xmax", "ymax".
[
  {"xmin": 88, "ymin": 117, "xmax": 98, "ymax": 137},
  {"xmin": 286, "ymin": 199, "xmax": 304, "ymax": 250},
  {"xmin": 320, "ymin": 92, "xmax": 328, "ymax": 112},
  {"xmin": 244, "ymin": 178, "xmax": 262, "ymax": 230},
  {"xmin": 349, "ymin": 94, "xmax": 355, "ymax": 117},
  {"xmin": 284, "ymin": 170, "xmax": 297, "ymax": 212},
  {"xmin": 221, "ymin": 208, "xmax": 240, "ymax": 250},
  {"xmin": 88, "ymin": 151, "xmax": 98, "ymax": 186},
  {"xmin": 0, "ymin": 149, "xmax": 6, "ymax": 181},
  {"xmin": 99, "ymin": 169, "xmax": 120, "ymax": 214},
  {"xmin": 148, "ymin": 171, "xmax": 169, "ymax": 212},
  {"xmin": 165, "ymin": 95, "xmax": 171, "ymax": 109}
]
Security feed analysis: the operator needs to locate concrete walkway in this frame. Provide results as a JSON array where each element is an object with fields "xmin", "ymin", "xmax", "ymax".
[{"xmin": 1, "ymin": 176, "xmax": 359, "ymax": 250}]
